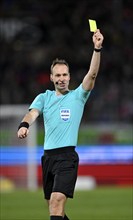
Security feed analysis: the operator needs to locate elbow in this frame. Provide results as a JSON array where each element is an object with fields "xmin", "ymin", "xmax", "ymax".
[{"xmin": 91, "ymin": 72, "xmax": 97, "ymax": 80}]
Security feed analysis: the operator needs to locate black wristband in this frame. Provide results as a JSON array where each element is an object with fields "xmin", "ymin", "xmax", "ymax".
[
  {"xmin": 94, "ymin": 48, "xmax": 102, "ymax": 52},
  {"xmin": 18, "ymin": 122, "xmax": 29, "ymax": 130}
]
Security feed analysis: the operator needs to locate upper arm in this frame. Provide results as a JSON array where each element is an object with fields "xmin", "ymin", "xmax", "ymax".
[{"xmin": 82, "ymin": 71, "xmax": 96, "ymax": 91}]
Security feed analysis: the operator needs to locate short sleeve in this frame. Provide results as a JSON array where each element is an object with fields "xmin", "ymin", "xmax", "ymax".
[
  {"xmin": 75, "ymin": 84, "xmax": 91, "ymax": 103},
  {"xmin": 29, "ymin": 93, "xmax": 45, "ymax": 114}
]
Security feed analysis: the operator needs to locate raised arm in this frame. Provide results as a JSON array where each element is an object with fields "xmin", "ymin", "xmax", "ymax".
[
  {"xmin": 17, "ymin": 108, "xmax": 39, "ymax": 139},
  {"xmin": 82, "ymin": 29, "xmax": 104, "ymax": 91}
]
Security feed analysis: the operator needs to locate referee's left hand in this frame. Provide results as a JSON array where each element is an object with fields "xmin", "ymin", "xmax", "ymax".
[{"xmin": 93, "ymin": 29, "xmax": 104, "ymax": 49}]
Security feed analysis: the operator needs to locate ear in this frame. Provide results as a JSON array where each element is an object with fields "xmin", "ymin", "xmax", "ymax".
[{"xmin": 50, "ymin": 74, "xmax": 53, "ymax": 82}]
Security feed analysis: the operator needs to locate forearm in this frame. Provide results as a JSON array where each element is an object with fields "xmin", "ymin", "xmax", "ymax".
[
  {"xmin": 82, "ymin": 29, "xmax": 103, "ymax": 91},
  {"xmin": 82, "ymin": 49, "xmax": 101, "ymax": 91},
  {"xmin": 17, "ymin": 109, "xmax": 39, "ymax": 139},
  {"xmin": 89, "ymin": 49, "xmax": 101, "ymax": 79},
  {"xmin": 21, "ymin": 111, "xmax": 37, "ymax": 126},
  {"xmin": 20, "ymin": 109, "xmax": 39, "ymax": 127}
]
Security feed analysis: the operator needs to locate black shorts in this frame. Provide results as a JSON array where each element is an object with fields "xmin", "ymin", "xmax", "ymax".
[{"xmin": 41, "ymin": 146, "xmax": 79, "ymax": 200}]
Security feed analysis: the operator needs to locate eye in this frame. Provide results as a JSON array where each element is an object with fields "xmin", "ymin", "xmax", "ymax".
[
  {"xmin": 63, "ymin": 73, "xmax": 68, "ymax": 76},
  {"xmin": 56, "ymin": 74, "xmax": 61, "ymax": 77}
]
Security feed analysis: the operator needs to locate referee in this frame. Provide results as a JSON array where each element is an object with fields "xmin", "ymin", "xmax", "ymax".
[{"xmin": 17, "ymin": 29, "xmax": 104, "ymax": 220}]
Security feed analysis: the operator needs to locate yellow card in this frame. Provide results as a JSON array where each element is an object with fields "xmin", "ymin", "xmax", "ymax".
[{"xmin": 88, "ymin": 19, "xmax": 97, "ymax": 32}]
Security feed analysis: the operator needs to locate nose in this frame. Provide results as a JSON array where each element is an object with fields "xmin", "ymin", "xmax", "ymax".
[{"xmin": 59, "ymin": 76, "xmax": 64, "ymax": 82}]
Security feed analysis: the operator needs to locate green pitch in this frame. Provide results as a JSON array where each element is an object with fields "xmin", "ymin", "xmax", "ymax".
[{"xmin": 1, "ymin": 187, "xmax": 132, "ymax": 220}]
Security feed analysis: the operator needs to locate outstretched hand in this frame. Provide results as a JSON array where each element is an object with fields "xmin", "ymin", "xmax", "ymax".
[{"xmin": 93, "ymin": 29, "xmax": 104, "ymax": 49}]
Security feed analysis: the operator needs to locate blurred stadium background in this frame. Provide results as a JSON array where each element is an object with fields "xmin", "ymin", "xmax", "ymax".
[{"xmin": 0, "ymin": 0, "xmax": 133, "ymax": 219}]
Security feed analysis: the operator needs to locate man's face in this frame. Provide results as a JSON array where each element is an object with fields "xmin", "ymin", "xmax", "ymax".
[{"xmin": 50, "ymin": 64, "xmax": 70, "ymax": 92}]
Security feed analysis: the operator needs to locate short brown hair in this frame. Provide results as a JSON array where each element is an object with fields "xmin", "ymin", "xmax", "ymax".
[{"xmin": 50, "ymin": 58, "xmax": 69, "ymax": 74}]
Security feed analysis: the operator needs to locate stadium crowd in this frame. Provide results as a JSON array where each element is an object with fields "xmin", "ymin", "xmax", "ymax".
[{"xmin": 0, "ymin": 0, "xmax": 132, "ymax": 123}]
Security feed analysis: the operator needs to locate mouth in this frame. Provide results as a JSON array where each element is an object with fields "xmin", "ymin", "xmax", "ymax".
[{"xmin": 58, "ymin": 82, "xmax": 66, "ymax": 87}]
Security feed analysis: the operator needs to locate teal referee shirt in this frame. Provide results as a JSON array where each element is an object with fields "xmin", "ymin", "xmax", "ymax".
[{"xmin": 29, "ymin": 84, "xmax": 91, "ymax": 150}]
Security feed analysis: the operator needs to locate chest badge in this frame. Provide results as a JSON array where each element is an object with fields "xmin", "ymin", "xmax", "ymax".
[{"xmin": 60, "ymin": 109, "xmax": 71, "ymax": 121}]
